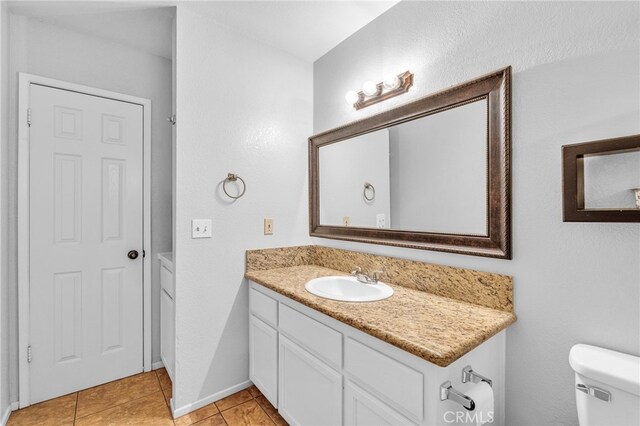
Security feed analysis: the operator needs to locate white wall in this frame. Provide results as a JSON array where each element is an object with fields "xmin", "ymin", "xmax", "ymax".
[
  {"xmin": 173, "ymin": 4, "xmax": 312, "ymax": 413},
  {"xmin": 1, "ymin": 2, "xmax": 11, "ymax": 422},
  {"xmin": 6, "ymin": 13, "xmax": 173, "ymax": 404},
  {"xmin": 388, "ymin": 100, "xmax": 487, "ymax": 234},
  {"xmin": 319, "ymin": 129, "xmax": 391, "ymax": 228},
  {"xmin": 313, "ymin": 2, "xmax": 640, "ymax": 425}
]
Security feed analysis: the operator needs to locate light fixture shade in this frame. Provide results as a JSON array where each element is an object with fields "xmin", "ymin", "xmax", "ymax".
[
  {"xmin": 362, "ymin": 81, "xmax": 378, "ymax": 96},
  {"xmin": 345, "ymin": 90, "xmax": 360, "ymax": 105},
  {"xmin": 383, "ymin": 75, "xmax": 400, "ymax": 90}
]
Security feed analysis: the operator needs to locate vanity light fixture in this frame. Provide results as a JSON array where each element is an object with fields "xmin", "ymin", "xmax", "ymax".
[
  {"xmin": 362, "ymin": 81, "xmax": 378, "ymax": 96},
  {"xmin": 383, "ymin": 74, "xmax": 401, "ymax": 90},
  {"xmin": 344, "ymin": 90, "xmax": 360, "ymax": 105},
  {"xmin": 344, "ymin": 70, "xmax": 414, "ymax": 110}
]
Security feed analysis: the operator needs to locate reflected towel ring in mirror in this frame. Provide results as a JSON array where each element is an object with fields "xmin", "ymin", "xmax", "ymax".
[
  {"xmin": 223, "ymin": 173, "xmax": 246, "ymax": 199},
  {"xmin": 363, "ymin": 182, "xmax": 376, "ymax": 201}
]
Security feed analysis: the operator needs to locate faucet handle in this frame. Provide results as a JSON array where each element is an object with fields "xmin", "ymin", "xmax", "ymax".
[
  {"xmin": 351, "ymin": 266, "xmax": 362, "ymax": 276},
  {"xmin": 370, "ymin": 270, "xmax": 384, "ymax": 281}
]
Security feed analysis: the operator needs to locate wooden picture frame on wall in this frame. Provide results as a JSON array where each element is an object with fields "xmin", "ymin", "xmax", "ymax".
[
  {"xmin": 562, "ymin": 134, "xmax": 640, "ymax": 222},
  {"xmin": 309, "ymin": 67, "xmax": 512, "ymax": 259}
]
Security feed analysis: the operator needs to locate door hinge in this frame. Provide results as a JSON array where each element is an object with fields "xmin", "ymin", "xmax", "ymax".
[
  {"xmin": 27, "ymin": 108, "xmax": 32, "ymax": 127},
  {"xmin": 27, "ymin": 345, "xmax": 32, "ymax": 363}
]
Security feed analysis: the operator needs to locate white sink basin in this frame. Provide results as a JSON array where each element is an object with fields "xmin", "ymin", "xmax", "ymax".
[{"xmin": 305, "ymin": 276, "xmax": 394, "ymax": 302}]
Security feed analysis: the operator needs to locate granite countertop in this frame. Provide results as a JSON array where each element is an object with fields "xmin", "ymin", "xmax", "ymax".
[{"xmin": 245, "ymin": 264, "xmax": 516, "ymax": 367}]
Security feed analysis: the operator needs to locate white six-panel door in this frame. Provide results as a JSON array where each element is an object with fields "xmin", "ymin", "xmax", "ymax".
[{"xmin": 28, "ymin": 84, "xmax": 144, "ymax": 403}]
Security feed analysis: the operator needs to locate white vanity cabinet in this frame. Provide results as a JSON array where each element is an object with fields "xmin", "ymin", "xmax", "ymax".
[
  {"xmin": 158, "ymin": 253, "xmax": 174, "ymax": 381},
  {"xmin": 249, "ymin": 315, "xmax": 278, "ymax": 406},
  {"xmin": 279, "ymin": 335, "xmax": 343, "ymax": 425},
  {"xmin": 248, "ymin": 281, "xmax": 506, "ymax": 426},
  {"xmin": 344, "ymin": 380, "xmax": 415, "ymax": 426}
]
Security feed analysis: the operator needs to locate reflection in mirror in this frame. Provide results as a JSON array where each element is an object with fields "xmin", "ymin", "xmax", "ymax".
[
  {"xmin": 319, "ymin": 99, "xmax": 488, "ymax": 235},
  {"xmin": 583, "ymin": 151, "xmax": 640, "ymax": 209}
]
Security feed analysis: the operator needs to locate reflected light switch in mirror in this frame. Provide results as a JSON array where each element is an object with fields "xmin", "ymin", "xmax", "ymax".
[
  {"xmin": 376, "ymin": 214, "xmax": 386, "ymax": 228},
  {"xmin": 192, "ymin": 219, "xmax": 212, "ymax": 238}
]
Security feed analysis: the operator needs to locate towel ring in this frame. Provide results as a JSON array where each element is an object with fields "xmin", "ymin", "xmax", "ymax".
[
  {"xmin": 223, "ymin": 173, "xmax": 246, "ymax": 199},
  {"xmin": 363, "ymin": 182, "xmax": 375, "ymax": 201}
]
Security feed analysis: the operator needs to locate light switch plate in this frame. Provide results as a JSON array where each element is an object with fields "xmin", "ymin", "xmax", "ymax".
[
  {"xmin": 264, "ymin": 218, "xmax": 274, "ymax": 235},
  {"xmin": 343, "ymin": 216, "xmax": 350, "ymax": 226},
  {"xmin": 192, "ymin": 219, "xmax": 212, "ymax": 238},
  {"xmin": 376, "ymin": 214, "xmax": 386, "ymax": 228}
]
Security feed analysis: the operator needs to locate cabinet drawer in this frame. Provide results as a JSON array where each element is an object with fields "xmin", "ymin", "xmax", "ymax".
[
  {"xmin": 160, "ymin": 264, "xmax": 174, "ymax": 299},
  {"xmin": 279, "ymin": 304, "xmax": 342, "ymax": 369},
  {"xmin": 345, "ymin": 338, "xmax": 423, "ymax": 421},
  {"xmin": 250, "ymin": 286, "xmax": 278, "ymax": 327}
]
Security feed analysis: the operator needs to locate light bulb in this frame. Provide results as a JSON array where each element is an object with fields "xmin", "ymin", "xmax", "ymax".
[
  {"xmin": 344, "ymin": 90, "xmax": 360, "ymax": 105},
  {"xmin": 383, "ymin": 74, "xmax": 400, "ymax": 90},
  {"xmin": 362, "ymin": 81, "xmax": 378, "ymax": 96}
]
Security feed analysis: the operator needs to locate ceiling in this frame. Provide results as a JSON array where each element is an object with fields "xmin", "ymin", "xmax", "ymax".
[
  {"xmin": 7, "ymin": 0, "xmax": 399, "ymax": 62},
  {"xmin": 187, "ymin": 1, "xmax": 400, "ymax": 62},
  {"xmin": 7, "ymin": 1, "xmax": 176, "ymax": 59}
]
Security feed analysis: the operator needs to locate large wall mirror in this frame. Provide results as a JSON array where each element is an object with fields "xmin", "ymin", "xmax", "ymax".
[{"xmin": 309, "ymin": 67, "xmax": 512, "ymax": 259}]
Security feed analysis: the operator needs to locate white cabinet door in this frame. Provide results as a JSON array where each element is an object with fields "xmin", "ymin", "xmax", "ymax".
[
  {"xmin": 249, "ymin": 315, "xmax": 278, "ymax": 407},
  {"xmin": 279, "ymin": 335, "xmax": 342, "ymax": 426},
  {"xmin": 160, "ymin": 288, "xmax": 175, "ymax": 380},
  {"xmin": 344, "ymin": 380, "xmax": 416, "ymax": 426}
]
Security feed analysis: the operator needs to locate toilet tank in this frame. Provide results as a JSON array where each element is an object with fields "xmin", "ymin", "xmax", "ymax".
[{"xmin": 569, "ymin": 344, "xmax": 640, "ymax": 426}]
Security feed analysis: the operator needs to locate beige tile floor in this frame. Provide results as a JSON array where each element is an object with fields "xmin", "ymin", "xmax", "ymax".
[{"xmin": 7, "ymin": 369, "xmax": 287, "ymax": 426}]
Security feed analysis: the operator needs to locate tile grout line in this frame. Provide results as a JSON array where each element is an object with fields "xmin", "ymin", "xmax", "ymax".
[
  {"xmin": 254, "ymin": 400, "xmax": 278, "ymax": 426},
  {"xmin": 217, "ymin": 393, "xmax": 275, "ymax": 426},
  {"xmin": 171, "ymin": 385, "xmax": 276, "ymax": 426},
  {"xmin": 156, "ymin": 370, "xmax": 171, "ymax": 409},
  {"xmin": 250, "ymin": 389, "xmax": 277, "ymax": 426},
  {"xmin": 74, "ymin": 373, "xmax": 165, "ymax": 423},
  {"xmin": 154, "ymin": 370, "xmax": 178, "ymax": 426},
  {"xmin": 73, "ymin": 392, "xmax": 79, "ymax": 425},
  {"xmin": 74, "ymin": 389, "xmax": 166, "ymax": 422}
]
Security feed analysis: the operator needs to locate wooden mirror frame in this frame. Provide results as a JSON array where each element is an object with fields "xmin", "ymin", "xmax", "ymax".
[
  {"xmin": 562, "ymin": 134, "xmax": 640, "ymax": 222},
  {"xmin": 309, "ymin": 66, "xmax": 512, "ymax": 259}
]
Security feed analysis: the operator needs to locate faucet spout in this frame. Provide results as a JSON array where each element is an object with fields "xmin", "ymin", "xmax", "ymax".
[{"xmin": 351, "ymin": 267, "xmax": 383, "ymax": 284}]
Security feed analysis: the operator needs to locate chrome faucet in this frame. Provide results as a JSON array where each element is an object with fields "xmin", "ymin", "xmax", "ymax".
[{"xmin": 350, "ymin": 267, "xmax": 383, "ymax": 284}]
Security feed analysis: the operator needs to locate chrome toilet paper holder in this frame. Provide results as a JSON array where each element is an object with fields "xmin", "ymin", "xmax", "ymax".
[
  {"xmin": 440, "ymin": 365, "xmax": 492, "ymax": 411},
  {"xmin": 462, "ymin": 365, "xmax": 492, "ymax": 387}
]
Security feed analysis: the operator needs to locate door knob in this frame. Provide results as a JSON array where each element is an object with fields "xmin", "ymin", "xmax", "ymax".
[{"xmin": 128, "ymin": 250, "xmax": 139, "ymax": 260}]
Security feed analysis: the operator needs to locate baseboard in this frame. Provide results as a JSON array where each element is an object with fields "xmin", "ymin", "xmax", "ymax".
[
  {"xmin": 1, "ymin": 404, "xmax": 12, "ymax": 426},
  {"xmin": 10, "ymin": 402, "xmax": 18, "ymax": 411},
  {"xmin": 152, "ymin": 360, "xmax": 165, "ymax": 370},
  {"xmin": 172, "ymin": 380, "xmax": 253, "ymax": 418}
]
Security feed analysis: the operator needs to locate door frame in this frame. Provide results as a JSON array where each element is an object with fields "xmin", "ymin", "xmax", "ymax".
[{"xmin": 17, "ymin": 73, "xmax": 152, "ymax": 408}]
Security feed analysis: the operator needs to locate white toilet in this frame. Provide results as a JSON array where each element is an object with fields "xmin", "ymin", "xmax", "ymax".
[{"xmin": 569, "ymin": 344, "xmax": 640, "ymax": 425}]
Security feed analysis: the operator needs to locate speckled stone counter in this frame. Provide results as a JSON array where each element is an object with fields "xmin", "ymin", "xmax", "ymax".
[
  {"xmin": 245, "ymin": 246, "xmax": 516, "ymax": 367},
  {"xmin": 247, "ymin": 245, "xmax": 514, "ymax": 311}
]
